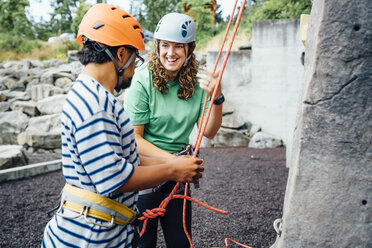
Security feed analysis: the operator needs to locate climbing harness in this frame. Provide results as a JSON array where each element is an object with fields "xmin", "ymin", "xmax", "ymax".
[
  {"xmin": 138, "ymin": 1, "xmax": 253, "ymax": 248},
  {"xmin": 56, "ymin": 184, "xmax": 139, "ymax": 228}
]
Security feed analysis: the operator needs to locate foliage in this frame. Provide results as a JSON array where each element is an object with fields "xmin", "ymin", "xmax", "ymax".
[
  {"xmin": 49, "ymin": 0, "xmax": 80, "ymax": 34},
  {"xmin": 0, "ymin": 0, "xmax": 313, "ymax": 60},
  {"xmin": 134, "ymin": 0, "xmax": 180, "ymax": 32},
  {"xmin": 0, "ymin": 33, "xmax": 41, "ymax": 55},
  {"xmin": 0, "ymin": 0, "xmax": 34, "ymax": 38},
  {"xmin": 252, "ymin": 0, "xmax": 311, "ymax": 20},
  {"xmin": 70, "ymin": 1, "xmax": 92, "ymax": 35},
  {"xmin": 178, "ymin": 0, "xmax": 221, "ymax": 45}
]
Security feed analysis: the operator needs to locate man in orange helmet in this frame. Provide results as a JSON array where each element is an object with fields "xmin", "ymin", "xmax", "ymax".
[{"xmin": 41, "ymin": 4, "xmax": 203, "ymax": 248}]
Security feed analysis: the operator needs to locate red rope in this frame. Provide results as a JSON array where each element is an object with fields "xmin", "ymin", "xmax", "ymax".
[{"xmin": 138, "ymin": 1, "xmax": 251, "ymax": 247}]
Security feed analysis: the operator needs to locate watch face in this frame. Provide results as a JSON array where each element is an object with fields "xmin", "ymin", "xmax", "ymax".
[{"xmin": 214, "ymin": 94, "xmax": 224, "ymax": 105}]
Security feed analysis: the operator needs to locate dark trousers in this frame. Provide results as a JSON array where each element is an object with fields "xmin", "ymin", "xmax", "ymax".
[{"xmin": 137, "ymin": 182, "xmax": 192, "ymax": 248}]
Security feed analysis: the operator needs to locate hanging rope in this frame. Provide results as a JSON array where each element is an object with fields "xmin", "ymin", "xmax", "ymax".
[{"xmin": 138, "ymin": 1, "xmax": 252, "ymax": 247}]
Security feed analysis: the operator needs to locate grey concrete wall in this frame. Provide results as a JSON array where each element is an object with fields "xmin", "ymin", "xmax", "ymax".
[
  {"xmin": 273, "ymin": 0, "xmax": 372, "ymax": 247},
  {"xmin": 207, "ymin": 19, "xmax": 304, "ymax": 145}
]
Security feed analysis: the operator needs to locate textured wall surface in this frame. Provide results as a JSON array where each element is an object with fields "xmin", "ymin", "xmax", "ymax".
[
  {"xmin": 274, "ymin": 0, "xmax": 372, "ymax": 247},
  {"xmin": 207, "ymin": 19, "xmax": 304, "ymax": 145}
]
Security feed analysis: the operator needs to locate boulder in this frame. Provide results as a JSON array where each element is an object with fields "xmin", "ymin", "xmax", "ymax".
[
  {"xmin": 10, "ymin": 100, "xmax": 38, "ymax": 116},
  {"xmin": 29, "ymin": 60, "xmax": 45, "ymax": 68},
  {"xmin": 36, "ymin": 94, "xmax": 66, "ymax": 115},
  {"xmin": 0, "ymin": 101, "xmax": 11, "ymax": 112},
  {"xmin": 249, "ymin": 124, "xmax": 262, "ymax": 137},
  {"xmin": 9, "ymin": 76, "xmax": 30, "ymax": 91},
  {"xmin": 17, "ymin": 114, "xmax": 61, "ymax": 149},
  {"xmin": 0, "ymin": 81, "xmax": 6, "ymax": 91},
  {"xmin": 221, "ymin": 113, "xmax": 246, "ymax": 129},
  {"xmin": 43, "ymin": 59, "xmax": 64, "ymax": 68},
  {"xmin": 212, "ymin": 127, "xmax": 250, "ymax": 147},
  {"xmin": 0, "ymin": 145, "xmax": 27, "ymax": 169},
  {"xmin": 2, "ymin": 61, "xmax": 22, "ymax": 70},
  {"xmin": 0, "ymin": 91, "xmax": 7, "ymax": 102},
  {"xmin": 1, "ymin": 90, "xmax": 30, "ymax": 101},
  {"xmin": 67, "ymin": 50, "xmax": 79, "ymax": 63},
  {"xmin": 0, "ymin": 111, "xmax": 29, "ymax": 145},
  {"xmin": 57, "ymin": 61, "xmax": 83, "ymax": 78},
  {"xmin": 2, "ymin": 76, "xmax": 18, "ymax": 89},
  {"xmin": 222, "ymin": 100, "xmax": 235, "ymax": 115},
  {"xmin": 249, "ymin": 131, "xmax": 283, "ymax": 148},
  {"xmin": 39, "ymin": 69, "xmax": 57, "ymax": 85},
  {"xmin": 54, "ymin": 77, "xmax": 73, "ymax": 93},
  {"xmin": 29, "ymin": 84, "xmax": 64, "ymax": 101}
]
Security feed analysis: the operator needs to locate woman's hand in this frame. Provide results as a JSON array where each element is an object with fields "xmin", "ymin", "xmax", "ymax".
[{"xmin": 197, "ymin": 67, "xmax": 221, "ymax": 97}]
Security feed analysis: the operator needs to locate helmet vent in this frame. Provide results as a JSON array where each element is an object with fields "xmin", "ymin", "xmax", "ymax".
[
  {"xmin": 93, "ymin": 22, "xmax": 105, "ymax": 30},
  {"xmin": 111, "ymin": 7, "xmax": 117, "ymax": 10},
  {"xmin": 133, "ymin": 25, "xmax": 140, "ymax": 29},
  {"xmin": 122, "ymin": 15, "xmax": 130, "ymax": 19}
]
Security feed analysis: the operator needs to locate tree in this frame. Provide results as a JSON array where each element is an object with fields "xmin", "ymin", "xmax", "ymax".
[
  {"xmin": 0, "ymin": 0, "xmax": 34, "ymax": 38},
  {"xmin": 49, "ymin": 0, "xmax": 80, "ymax": 34},
  {"xmin": 252, "ymin": 0, "xmax": 311, "ymax": 20},
  {"xmin": 178, "ymin": 0, "xmax": 215, "ymax": 43},
  {"xmin": 134, "ymin": 0, "xmax": 180, "ymax": 32},
  {"xmin": 70, "ymin": 1, "xmax": 92, "ymax": 35}
]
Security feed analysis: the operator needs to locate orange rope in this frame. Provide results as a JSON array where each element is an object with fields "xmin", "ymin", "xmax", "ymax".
[
  {"xmin": 194, "ymin": 0, "xmax": 247, "ymax": 154},
  {"xmin": 138, "ymin": 1, "xmax": 251, "ymax": 247},
  {"xmin": 194, "ymin": 0, "xmax": 239, "ymax": 149},
  {"xmin": 138, "ymin": 182, "xmax": 228, "ymax": 237}
]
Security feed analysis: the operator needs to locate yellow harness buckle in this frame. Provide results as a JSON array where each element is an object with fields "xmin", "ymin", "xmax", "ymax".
[{"xmin": 56, "ymin": 184, "xmax": 137, "ymax": 228}]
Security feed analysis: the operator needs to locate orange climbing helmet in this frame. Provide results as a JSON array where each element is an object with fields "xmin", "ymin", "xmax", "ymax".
[{"xmin": 76, "ymin": 3, "xmax": 145, "ymax": 51}]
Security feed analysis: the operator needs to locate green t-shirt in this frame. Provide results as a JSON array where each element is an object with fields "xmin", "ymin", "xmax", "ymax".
[{"xmin": 124, "ymin": 65, "xmax": 209, "ymax": 153}]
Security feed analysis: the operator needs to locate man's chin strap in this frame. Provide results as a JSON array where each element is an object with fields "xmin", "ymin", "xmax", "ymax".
[{"xmin": 103, "ymin": 48, "xmax": 135, "ymax": 92}]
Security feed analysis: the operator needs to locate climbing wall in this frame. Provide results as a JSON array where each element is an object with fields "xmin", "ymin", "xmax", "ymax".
[{"xmin": 273, "ymin": 0, "xmax": 372, "ymax": 247}]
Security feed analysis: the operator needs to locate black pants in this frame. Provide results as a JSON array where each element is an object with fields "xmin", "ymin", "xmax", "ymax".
[{"xmin": 137, "ymin": 182, "xmax": 192, "ymax": 248}]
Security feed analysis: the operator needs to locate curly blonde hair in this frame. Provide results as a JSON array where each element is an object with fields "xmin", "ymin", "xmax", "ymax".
[{"xmin": 149, "ymin": 40, "xmax": 199, "ymax": 100}]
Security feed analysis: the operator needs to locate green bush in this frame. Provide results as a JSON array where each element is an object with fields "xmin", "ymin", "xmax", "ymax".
[
  {"xmin": 0, "ymin": 32, "xmax": 41, "ymax": 54},
  {"xmin": 252, "ymin": 0, "xmax": 311, "ymax": 20}
]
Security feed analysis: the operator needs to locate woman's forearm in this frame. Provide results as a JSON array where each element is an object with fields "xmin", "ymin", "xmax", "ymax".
[
  {"xmin": 135, "ymin": 134, "xmax": 175, "ymax": 159},
  {"xmin": 199, "ymin": 103, "xmax": 223, "ymax": 139}
]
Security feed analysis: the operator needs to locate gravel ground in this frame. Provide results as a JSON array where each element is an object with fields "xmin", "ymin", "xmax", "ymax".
[{"xmin": 0, "ymin": 147, "xmax": 287, "ymax": 248}]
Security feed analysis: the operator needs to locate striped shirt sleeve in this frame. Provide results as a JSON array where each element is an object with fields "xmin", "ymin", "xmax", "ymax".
[{"xmin": 74, "ymin": 110, "xmax": 134, "ymax": 195}]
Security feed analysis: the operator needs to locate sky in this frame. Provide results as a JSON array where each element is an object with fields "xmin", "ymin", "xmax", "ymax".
[{"xmin": 27, "ymin": 0, "xmax": 236, "ymax": 23}]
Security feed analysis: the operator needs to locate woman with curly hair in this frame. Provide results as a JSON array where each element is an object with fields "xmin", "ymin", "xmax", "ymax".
[{"xmin": 124, "ymin": 12, "xmax": 224, "ymax": 248}]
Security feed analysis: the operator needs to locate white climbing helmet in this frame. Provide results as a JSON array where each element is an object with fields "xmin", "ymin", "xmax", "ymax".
[{"xmin": 154, "ymin": 13, "xmax": 196, "ymax": 44}]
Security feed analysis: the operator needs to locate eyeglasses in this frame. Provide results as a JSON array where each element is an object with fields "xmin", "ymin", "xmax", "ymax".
[
  {"xmin": 125, "ymin": 46, "xmax": 145, "ymax": 68},
  {"xmin": 135, "ymin": 52, "xmax": 144, "ymax": 68}
]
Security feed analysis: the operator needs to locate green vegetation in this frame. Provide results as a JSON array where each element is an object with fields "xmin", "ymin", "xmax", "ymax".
[{"xmin": 0, "ymin": 0, "xmax": 311, "ymax": 61}]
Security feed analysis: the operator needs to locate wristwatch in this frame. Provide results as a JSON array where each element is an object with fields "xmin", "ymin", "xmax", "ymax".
[{"xmin": 213, "ymin": 93, "xmax": 225, "ymax": 105}]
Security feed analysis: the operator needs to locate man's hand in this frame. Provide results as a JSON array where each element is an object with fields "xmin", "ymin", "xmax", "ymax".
[{"xmin": 171, "ymin": 156, "xmax": 204, "ymax": 184}]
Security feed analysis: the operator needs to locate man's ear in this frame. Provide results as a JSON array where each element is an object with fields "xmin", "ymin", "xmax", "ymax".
[{"xmin": 116, "ymin": 47, "xmax": 127, "ymax": 63}]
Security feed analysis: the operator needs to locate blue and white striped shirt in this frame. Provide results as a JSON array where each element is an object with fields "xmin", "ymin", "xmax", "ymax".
[{"xmin": 42, "ymin": 74, "xmax": 140, "ymax": 248}]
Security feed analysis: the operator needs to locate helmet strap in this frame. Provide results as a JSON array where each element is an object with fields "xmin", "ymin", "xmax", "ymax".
[{"xmin": 103, "ymin": 48, "xmax": 135, "ymax": 92}]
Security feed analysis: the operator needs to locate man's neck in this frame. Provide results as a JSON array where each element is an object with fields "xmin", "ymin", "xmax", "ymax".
[{"xmin": 82, "ymin": 62, "xmax": 117, "ymax": 94}]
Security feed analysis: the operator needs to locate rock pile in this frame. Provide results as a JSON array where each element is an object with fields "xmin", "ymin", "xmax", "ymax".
[
  {"xmin": 0, "ymin": 59, "xmax": 83, "ymax": 169},
  {"xmin": 210, "ymin": 100, "xmax": 283, "ymax": 148}
]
